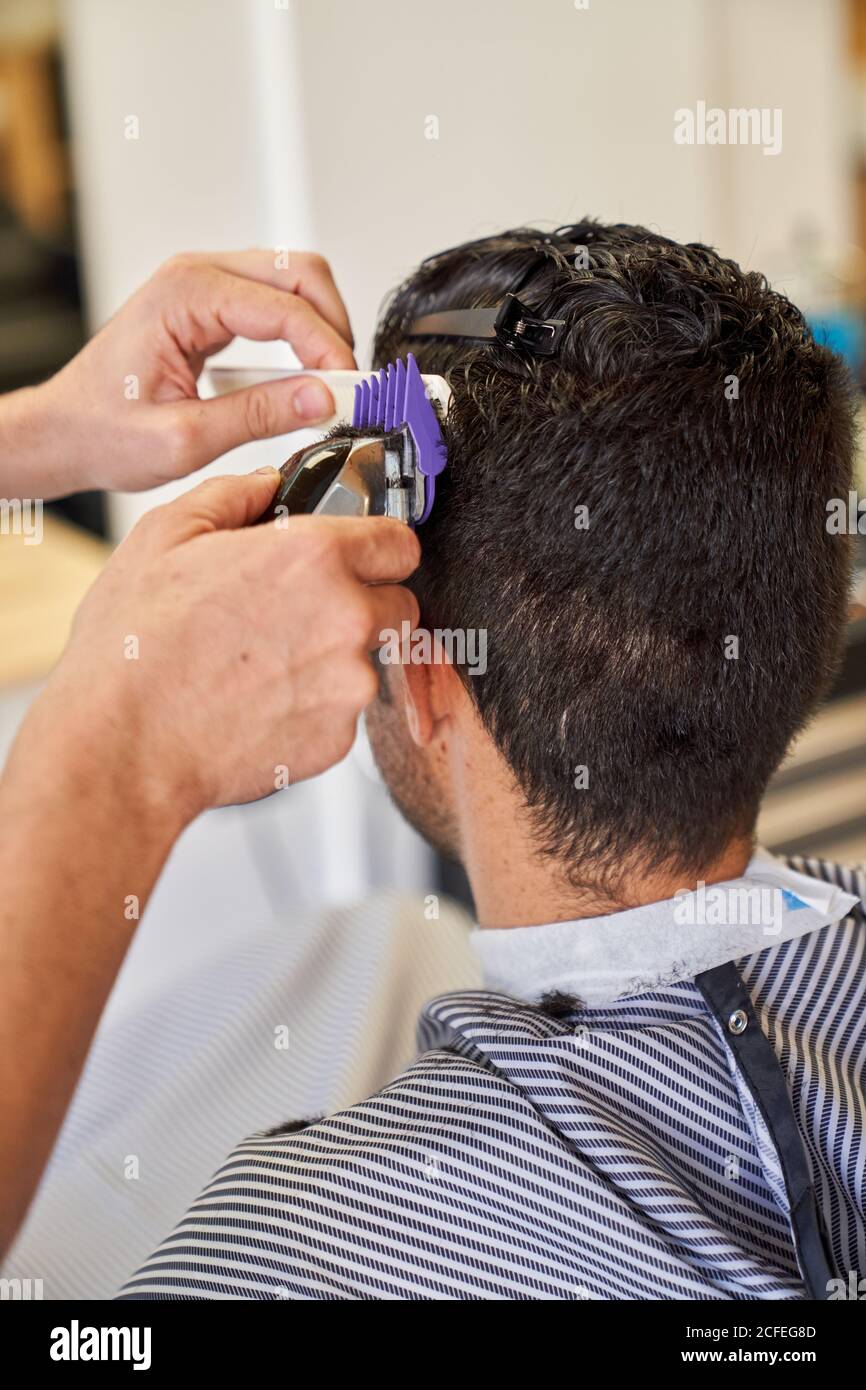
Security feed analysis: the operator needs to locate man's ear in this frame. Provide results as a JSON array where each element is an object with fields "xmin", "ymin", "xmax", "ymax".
[{"xmin": 399, "ymin": 643, "xmax": 455, "ymax": 748}]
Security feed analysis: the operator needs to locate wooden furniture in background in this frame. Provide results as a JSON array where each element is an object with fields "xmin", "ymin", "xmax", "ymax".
[{"xmin": 0, "ymin": 516, "xmax": 110, "ymax": 688}]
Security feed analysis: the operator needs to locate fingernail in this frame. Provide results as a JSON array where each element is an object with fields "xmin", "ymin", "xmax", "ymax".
[
  {"xmin": 255, "ymin": 465, "xmax": 279, "ymax": 476},
  {"xmin": 293, "ymin": 381, "xmax": 332, "ymax": 421}
]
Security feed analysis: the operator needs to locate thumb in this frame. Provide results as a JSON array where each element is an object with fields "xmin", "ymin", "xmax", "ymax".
[{"xmin": 169, "ymin": 376, "xmax": 335, "ymax": 473}]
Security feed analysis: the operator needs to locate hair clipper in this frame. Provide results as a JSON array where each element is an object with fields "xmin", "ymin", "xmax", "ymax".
[{"xmin": 206, "ymin": 355, "xmax": 450, "ymax": 527}]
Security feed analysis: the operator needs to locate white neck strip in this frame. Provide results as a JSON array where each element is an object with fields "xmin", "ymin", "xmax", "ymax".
[{"xmin": 472, "ymin": 849, "xmax": 860, "ymax": 1006}]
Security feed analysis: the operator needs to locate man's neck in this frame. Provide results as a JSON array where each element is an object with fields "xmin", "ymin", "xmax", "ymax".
[
  {"xmin": 453, "ymin": 743, "xmax": 752, "ymax": 928},
  {"xmin": 468, "ymin": 834, "xmax": 753, "ymax": 929}
]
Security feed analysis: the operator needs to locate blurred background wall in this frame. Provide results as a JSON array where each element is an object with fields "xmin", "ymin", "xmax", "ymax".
[
  {"xmin": 2, "ymin": 0, "xmax": 866, "ymax": 1011},
  {"xmin": 59, "ymin": 0, "xmax": 854, "ymax": 534}
]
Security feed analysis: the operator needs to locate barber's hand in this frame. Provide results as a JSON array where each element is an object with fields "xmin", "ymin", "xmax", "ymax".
[
  {"xmin": 4, "ymin": 250, "xmax": 356, "ymax": 498},
  {"xmin": 42, "ymin": 469, "xmax": 419, "ymax": 817}
]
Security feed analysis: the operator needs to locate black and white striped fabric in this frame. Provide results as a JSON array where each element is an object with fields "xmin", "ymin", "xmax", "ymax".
[{"xmin": 118, "ymin": 857, "xmax": 866, "ymax": 1301}]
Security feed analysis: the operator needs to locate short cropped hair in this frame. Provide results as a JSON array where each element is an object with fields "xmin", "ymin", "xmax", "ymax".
[{"xmin": 372, "ymin": 222, "xmax": 856, "ymax": 882}]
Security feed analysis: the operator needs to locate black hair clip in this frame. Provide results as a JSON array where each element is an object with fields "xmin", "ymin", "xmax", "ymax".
[{"xmin": 407, "ymin": 293, "xmax": 566, "ymax": 359}]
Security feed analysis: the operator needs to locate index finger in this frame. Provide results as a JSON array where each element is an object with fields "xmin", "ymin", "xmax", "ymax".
[
  {"xmin": 281, "ymin": 515, "xmax": 422, "ymax": 582},
  {"xmin": 185, "ymin": 249, "xmax": 355, "ymax": 354},
  {"xmin": 203, "ymin": 270, "xmax": 356, "ymax": 369},
  {"xmin": 338, "ymin": 517, "xmax": 422, "ymax": 582}
]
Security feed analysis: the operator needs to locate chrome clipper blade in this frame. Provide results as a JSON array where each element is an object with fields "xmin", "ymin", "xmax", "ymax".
[{"xmin": 257, "ymin": 355, "xmax": 449, "ymax": 527}]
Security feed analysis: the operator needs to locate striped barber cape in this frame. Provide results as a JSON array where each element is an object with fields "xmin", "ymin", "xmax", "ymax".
[{"xmin": 118, "ymin": 852, "xmax": 866, "ymax": 1301}]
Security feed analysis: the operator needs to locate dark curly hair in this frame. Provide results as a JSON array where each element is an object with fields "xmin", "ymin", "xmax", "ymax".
[{"xmin": 371, "ymin": 221, "xmax": 856, "ymax": 886}]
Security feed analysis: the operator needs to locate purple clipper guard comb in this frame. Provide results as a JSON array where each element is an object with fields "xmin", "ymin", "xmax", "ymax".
[{"xmin": 352, "ymin": 353, "xmax": 447, "ymax": 523}]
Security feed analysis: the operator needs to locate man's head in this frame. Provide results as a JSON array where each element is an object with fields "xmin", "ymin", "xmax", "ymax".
[{"xmin": 364, "ymin": 221, "xmax": 856, "ymax": 906}]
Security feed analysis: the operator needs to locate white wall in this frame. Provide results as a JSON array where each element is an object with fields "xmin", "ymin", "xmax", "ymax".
[
  {"xmin": 706, "ymin": 0, "xmax": 851, "ymax": 297},
  {"xmin": 60, "ymin": 0, "xmax": 318, "ymax": 539},
  {"xmin": 292, "ymin": 0, "xmax": 719, "ymax": 357},
  {"xmin": 61, "ymin": 0, "xmax": 850, "ymax": 536},
  {"xmin": 61, "ymin": 0, "xmax": 311, "ymax": 325}
]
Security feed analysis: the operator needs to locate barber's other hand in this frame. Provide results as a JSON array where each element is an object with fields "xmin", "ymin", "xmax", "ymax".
[
  {"xmin": 17, "ymin": 250, "xmax": 357, "ymax": 497},
  {"xmin": 42, "ymin": 470, "xmax": 419, "ymax": 819}
]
